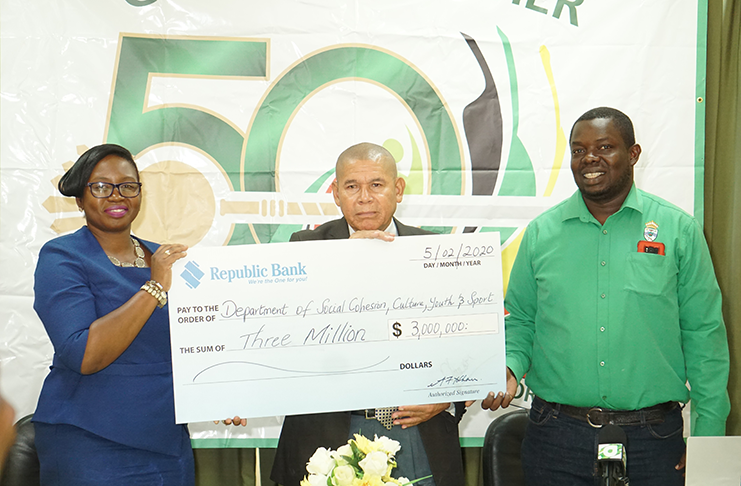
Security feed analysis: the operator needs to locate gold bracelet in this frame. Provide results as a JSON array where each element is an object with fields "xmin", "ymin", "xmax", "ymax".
[{"xmin": 141, "ymin": 280, "xmax": 167, "ymax": 308}]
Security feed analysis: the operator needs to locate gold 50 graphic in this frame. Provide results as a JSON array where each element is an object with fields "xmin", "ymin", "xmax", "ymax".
[{"xmin": 46, "ymin": 31, "xmax": 566, "ymax": 274}]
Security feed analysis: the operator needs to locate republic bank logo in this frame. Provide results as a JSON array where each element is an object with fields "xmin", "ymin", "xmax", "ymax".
[
  {"xmin": 210, "ymin": 262, "xmax": 308, "ymax": 283},
  {"xmin": 180, "ymin": 261, "xmax": 205, "ymax": 289},
  {"xmin": 180, "ymin": 260, "xmax": 308, "ymax": 288}
]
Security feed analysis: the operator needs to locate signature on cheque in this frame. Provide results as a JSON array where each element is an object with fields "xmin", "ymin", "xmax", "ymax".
[{"xmin": 427, "ymin": 374, "xmax": 479, "ymax": 388}]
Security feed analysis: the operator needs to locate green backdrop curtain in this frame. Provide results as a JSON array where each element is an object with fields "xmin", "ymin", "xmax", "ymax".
[
  {"xmin": 192, "ymin": 2, "xmax": 741, "ymax": 483},
  {"xmin": 705, "ymin": 0, "xmax": 741, "ymax": 436}
]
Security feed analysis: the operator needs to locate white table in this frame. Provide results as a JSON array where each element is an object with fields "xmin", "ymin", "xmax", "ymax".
[{"xmin": 685, "ymin": 436, "xmax": 741, "ymax": 486}]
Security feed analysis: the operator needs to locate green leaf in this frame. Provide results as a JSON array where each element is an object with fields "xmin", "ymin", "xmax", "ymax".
[{"xmin": 404, "ymin": 474, "xmax": 433, "ymax": 486}]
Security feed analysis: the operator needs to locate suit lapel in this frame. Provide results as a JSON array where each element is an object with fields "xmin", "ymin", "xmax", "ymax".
[
  {"xmin": 325, "ymin": 217, "xmax": 418, "ymax": 238},
  {"xmin": 394, "ymin": 217, "xmax": 413, "ymax": 236},
  {"xmin": 326, "ymin": 217, "xmax": 351, "ymax": 240}
]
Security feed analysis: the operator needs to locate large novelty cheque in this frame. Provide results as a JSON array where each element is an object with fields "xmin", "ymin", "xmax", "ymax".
[{"xmin": 168, "ymin": 233, "xmax": 505, "ymax": 423}]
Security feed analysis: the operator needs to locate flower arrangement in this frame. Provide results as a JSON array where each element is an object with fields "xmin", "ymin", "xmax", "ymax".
[{"xmin": 300, "ymin": 433, "xmax": 429, "ymax": 486}]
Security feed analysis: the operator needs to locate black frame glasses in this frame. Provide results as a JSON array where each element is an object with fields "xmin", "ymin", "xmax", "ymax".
[{"xmin": 86, "ymin": 182, "xmax": 142, "ymax": 198}]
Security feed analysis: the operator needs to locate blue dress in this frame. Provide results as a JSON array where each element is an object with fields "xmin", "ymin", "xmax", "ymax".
[{"xmin": 33, "ymin": 226, "xmax": 194, "ymax": 486}]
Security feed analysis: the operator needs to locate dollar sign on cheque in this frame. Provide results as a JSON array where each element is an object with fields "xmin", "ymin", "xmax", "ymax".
[{"xmin": 392, "ymin": 322, "xmax": 402, "ymax": 338}]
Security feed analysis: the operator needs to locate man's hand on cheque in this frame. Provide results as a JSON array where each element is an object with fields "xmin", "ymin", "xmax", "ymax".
[
  {"xmin": 213, "ymin": 416, "xmax": 247, "ymax": 426},
  {"xmin": 481, "ymin": 367, "xmax": 518, "ymax": 411},
  {"xmin": 392, "ymin": 403, "xmax": 450, "ymax": 428}
]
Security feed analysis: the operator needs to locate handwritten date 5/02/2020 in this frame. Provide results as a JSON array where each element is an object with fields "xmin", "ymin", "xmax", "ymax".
[{"xmin": 422, "ymin": 243, "xmax": 496, "ymax": 263}]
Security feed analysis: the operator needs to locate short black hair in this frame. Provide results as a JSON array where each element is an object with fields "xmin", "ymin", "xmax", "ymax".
[
  {"xmin": 569, "ymin": 107, "xmax": 636, "ymax": 148},
  {"xmin": 58, "ymin": 144, "xmax": 138, "ymax": 198}
]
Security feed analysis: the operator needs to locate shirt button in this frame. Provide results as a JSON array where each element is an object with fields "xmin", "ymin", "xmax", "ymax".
[
  {"xmin": 600, "ymin": 361, "xmax": 605, "ymax": 366},
  {"xmin": 601, "ymin": 293, "xmax": 606, "ymax": 299},
  {"xmin": 602, "ymin": 395, "xmax": 607, "ymax": 400},
  {"xmin": 603, "ymin": 230, "xmax": 608, "ymax": 235},
  {"xmin": 600, "ymin": 327, "xmax": 605, "ymax": 332},
  {"xmin": 601, "ymin": 261, "xmax": 606, "ymax": 266}
]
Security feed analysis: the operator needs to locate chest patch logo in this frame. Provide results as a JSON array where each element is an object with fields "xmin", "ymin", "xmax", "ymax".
[{"xmin": 644, "ymin": 221, "xmax": 659, "ymax": 241}]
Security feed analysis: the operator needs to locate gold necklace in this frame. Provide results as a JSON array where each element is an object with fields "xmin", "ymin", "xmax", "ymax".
[{"xmin": 108, "ymin": 237, "xmax": 146, "ymax": 268}]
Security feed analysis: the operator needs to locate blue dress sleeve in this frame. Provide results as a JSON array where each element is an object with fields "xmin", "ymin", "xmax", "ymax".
[{"xmin": 34, "ymin": 238, "xmax": 98, "ymax": 373}]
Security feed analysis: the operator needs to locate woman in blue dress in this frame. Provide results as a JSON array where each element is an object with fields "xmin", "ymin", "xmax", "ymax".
[{"xmin": 32, "ymin": 144, "xmax": 194, "ymax": 485}]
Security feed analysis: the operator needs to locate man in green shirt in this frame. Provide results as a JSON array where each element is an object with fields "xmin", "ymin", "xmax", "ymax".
[{"xmin": 483, "ymin": 107, "xmax": 730, "ymax": 485}]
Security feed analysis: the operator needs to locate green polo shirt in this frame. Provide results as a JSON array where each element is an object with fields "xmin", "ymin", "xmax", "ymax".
[{"xmin": 505, "ymin": 184, "xmax": 730, "ymax": 436}]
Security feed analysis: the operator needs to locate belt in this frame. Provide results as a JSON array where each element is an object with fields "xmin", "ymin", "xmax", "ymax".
[
  {"xmin": 351, "ymin": 409, "xmax": 380, "ymax": 419},
  {"xmin": 542, "ymin": 398, "xmax": 678, "ymax": 428}
]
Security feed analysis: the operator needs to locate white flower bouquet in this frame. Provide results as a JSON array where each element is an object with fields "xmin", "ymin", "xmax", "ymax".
[{"xmin": 300, "ymin": 434, "xmax": 430, "ymax": 486}]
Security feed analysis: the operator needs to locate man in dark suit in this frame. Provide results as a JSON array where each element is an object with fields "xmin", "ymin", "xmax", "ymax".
[
  {"xmin": 289, "ymin": 214, "xmax": 431, "ymax": 241},
  {"xmin": 270, "ymin": 142, "xmax": 466, "ymax": 486}
]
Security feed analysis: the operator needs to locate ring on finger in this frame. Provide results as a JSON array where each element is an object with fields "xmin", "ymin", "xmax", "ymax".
[{"xmin": 165, "ymin": 249, "xmax": 171, "ymax": 256}]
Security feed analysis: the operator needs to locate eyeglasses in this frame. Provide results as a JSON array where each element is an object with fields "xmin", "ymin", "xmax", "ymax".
[{"xmin": 86, "ymin": 182, "xmax": 142, "ymax": 198}]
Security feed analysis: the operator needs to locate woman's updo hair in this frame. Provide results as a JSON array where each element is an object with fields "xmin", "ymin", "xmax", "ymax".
[{"xmin": 58, "ymin": 144, "xmax": 138, "ymax": 198}]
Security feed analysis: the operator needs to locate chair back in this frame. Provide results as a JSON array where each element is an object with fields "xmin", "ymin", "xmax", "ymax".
[
  {"xmin": 0, "ymin": 414, "xmax": 40, "ymax": 486},
  {"xmin": 482, "ymin": 409, "xmax": 528, "ymax": 486}
]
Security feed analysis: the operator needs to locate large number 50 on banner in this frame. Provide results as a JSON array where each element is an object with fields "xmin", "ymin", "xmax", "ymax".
[{"xmin": 107, "ymin": 35, "xmax": 473, "ymax": 247}]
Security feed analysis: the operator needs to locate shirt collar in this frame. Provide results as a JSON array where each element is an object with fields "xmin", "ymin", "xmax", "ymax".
[
  {"xmin": 347, "ymin": 218, "xmax": 398, "ymax": 236},
  {"xmin": 562, "ymin": 183, "xmax": 643, "ymax": 223}
]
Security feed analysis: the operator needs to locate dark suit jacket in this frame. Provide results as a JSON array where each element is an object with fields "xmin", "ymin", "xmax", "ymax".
[{"xmin": 271, "ymin": 217, "xmax": 465, "ymax": 486}]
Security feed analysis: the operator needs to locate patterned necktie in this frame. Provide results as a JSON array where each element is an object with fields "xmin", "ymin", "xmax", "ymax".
[{"xmin": 374, "ymin": 407, "xmax": 398, "ymax": 429}]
